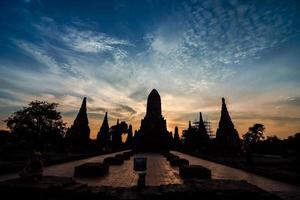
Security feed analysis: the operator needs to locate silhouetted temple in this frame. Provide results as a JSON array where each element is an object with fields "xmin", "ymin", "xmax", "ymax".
[
  {"xmin": 65, "ymin": 97, "xmax": 90, "ymax": 150},
  {"xmin": 197, "ymin": 112, "xmax": 210, "ymax": 147},
  {"xmin": 173, "ymin": 126, "xmax": 181, "ymax": 149},
  {"xmin": 125, "ymin": 124, "xmax": 133, "ymax": 147},
  {"xmin": 111, "ymin": 120, "xmax": 127, "ymax": 149},
  {"xmin": 96, "ymin": 112, "xmax": 110, "ymax": 150},
  {"xmin": 216, "ymin": 98, "xmax": 241, "ymax": 152},
  {"xmin": 133, "ymin": 89, "xmax": 170, "ymax": 152}
]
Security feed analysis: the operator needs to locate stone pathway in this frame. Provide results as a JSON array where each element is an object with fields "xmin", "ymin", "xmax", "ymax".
[
  {"xmin": 1, "ymin": 151, "xmax": 299, "ymax": 200},
  {"xmin": 75, "ymin": 153, "xmax": 182, "ymax": 187},
  {"xmin": 172, "ymin": 151, "xmax": 300, "ymax": 200},
  {"xmin": 0, "ymin": 151, "xmax": 183, "ymax": 187}
]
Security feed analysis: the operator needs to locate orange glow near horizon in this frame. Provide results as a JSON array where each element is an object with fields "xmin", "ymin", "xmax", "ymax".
[
  {"xmin": 0, "ymin": 94, "xmax": 299, "ymax": 140},
  {"xmin": 62, "ymin": 111, "xmax": 300, "ymax": 140}
]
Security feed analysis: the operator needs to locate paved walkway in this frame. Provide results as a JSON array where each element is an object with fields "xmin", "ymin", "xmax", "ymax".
[
  {"xmin": 1, "ymin": 151, "xmax": 299, "ymax": 199},
  {"xmin": 0, "ymin": 151, "xmax": 126, "ymax": 182},
  {"xmin": 172, "ymin": 151, "xmax": 300, "ymax": 200},
  {"xmin": 75, "ymin": 153, "xmax": 182, "ymax": 187},
  {"xmin": 0, "ymin": 151, "xmax": 183, "ymax": 187}
]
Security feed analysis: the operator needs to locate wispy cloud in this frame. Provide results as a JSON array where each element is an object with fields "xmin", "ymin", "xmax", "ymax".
[
  {"xmin": 62, "ymin": 27, "xmax": 132, "ymax": 60},
  {"xmin": 14, "ymin": 40, "xmax": 61, "ymax": 73},
  {"xmin": 0, "ymin": 0, "xmax": 299, "ymax": 138},
  {"xmin": 181, "ymin": 0, "xmax": 297, "ymax": 64}
]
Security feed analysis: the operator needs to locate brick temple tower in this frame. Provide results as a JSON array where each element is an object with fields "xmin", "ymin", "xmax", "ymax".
[{"xmin": 133, "ymin": 89, "xmax": 170, "ymax": 152}]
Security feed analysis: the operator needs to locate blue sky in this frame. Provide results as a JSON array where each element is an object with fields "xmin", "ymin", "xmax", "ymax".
[{"xmin": 0, "ymin": 0, "xmax": 300, "ymax": 138}]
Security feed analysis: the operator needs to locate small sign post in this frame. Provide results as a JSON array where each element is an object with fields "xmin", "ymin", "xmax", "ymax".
[{"xmin": 133, "ymin": 157, "xmax": 147, "ymax": 190}]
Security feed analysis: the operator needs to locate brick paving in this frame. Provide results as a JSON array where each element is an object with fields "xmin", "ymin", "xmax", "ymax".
[
  {"xmin": 172, "ymin": 151, "xmax": 300, "ymax": 200},
  {"xmin": 0, "ymin": 151, "xmax": 183, "ymax": 187},
  {"xmin": 1, "ymin": 150, "xmax": 299, "ymax": 200},
  {"xmin": 73, "ymin": 153, "xmax": 183, "ymax": 187}
]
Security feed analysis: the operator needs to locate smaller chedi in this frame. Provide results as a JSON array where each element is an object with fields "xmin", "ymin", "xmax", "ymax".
[
  {"xmin": 96, "ymin": 112, "xmax": 110, "ymax": 151},
  {"xmin": 216, "ymin": 98, "xmax": 241, "ymax": 153},
  {"xmin": 133, "ymin": 89, "xmax": 170, "ymax": 152},
  {"xmin": 196, "ymin": 112, "xmax": 210, "ymax": 149},
  {"xmin": 65, "ymin": 97, "xmax": 91, "ymax": 151}
]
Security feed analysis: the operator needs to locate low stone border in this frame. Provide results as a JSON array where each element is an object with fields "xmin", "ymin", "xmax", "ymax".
[
  {"xmin": 169, "ymin": 158, "xmax": 189, "ymax": 167},
  {"xmin": 103, "ymin": 156, "xmax": 124, "ymax": 165},
  {"xmin": 179, "ymin": 164, "xmax": 211, "ymax": 179},
  {"xmin": 74, "ymin": 162, "xmax": 109, "ymax": 177}
]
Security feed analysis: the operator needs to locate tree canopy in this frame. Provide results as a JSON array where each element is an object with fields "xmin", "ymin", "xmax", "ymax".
[
  {"xmin": 5, "ymin": 101, "xmax": 66, "ymax": 150},
  {"xmin": 243, "ymin": 123, "xmax": 265, "ymax": 146}
]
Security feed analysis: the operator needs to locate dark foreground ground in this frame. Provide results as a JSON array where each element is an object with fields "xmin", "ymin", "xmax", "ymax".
[
  {"xmin": 0, "ymin": 149, "xmax": 129, "ymax": 175},
  {"xmin": 180, "ymin": 151, "xmax": 300, "ymax": 186},
  {"xmin": 1, "ymin": 151, "xmax": 300, "ymax": 200},
  {"xmin": 0, "ymin": 176, "xmax": 281, "ymax": 200}
]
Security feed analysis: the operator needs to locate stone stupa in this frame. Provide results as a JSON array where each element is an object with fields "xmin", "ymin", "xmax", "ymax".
[
  {"xmin": 216, "ymin": 98, "xmax": 241, "ymax": 152},
  {"xmin": 133, "ymin": 89, "xmax": 170, "ymax": 152},
  {"xmin": 65, "ymin": 97, "xmax": 91, "ymax": 151}
]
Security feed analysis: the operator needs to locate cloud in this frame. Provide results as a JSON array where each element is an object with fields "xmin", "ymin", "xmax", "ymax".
[
  {"xmin": 14, "ymin": 40, "xmax": 61, "ymax": 73},
  {"xmin": 117, "ymin": 104, "xmax": 137, "ymax": 115},
  {"xmin": 180, "ymin": 0, "xmax": 297, "ymax": 65},
  {"xmin": 62, "ymin": 27, "xmax": 132, "ymax": 58},
  {"xmin": 1, "ymin": 1, "xmax": 299, "ymax": 138},
  {"xmin": 88, "ymin": 107, "xmax": 107, "ymax": 113},
  {"xmin": 129, "ymin": 88, "xmax": 148, "ymax": 101},
  {"xmin": 272, "ymin": 97, "xmax": 300, "ymax": 107}
]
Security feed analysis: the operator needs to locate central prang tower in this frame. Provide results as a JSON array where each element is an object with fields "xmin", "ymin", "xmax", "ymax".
[{"xmin": 133, "ymin": 89, "xmax": 170, "ymax": 152}]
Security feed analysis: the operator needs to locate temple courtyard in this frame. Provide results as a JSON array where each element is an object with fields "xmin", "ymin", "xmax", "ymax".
[{"xmin": 0, "ymin": 151, "xmax": 299, "ymax": 200}]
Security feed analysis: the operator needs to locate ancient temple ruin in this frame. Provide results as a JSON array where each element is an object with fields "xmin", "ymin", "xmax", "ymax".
[
  {"xmin": 216, "ymin": 98, "xmax": 241, "ymax": 152},
  {"xmin": 125, "ymin": 124, "xmax": 133, "ymax": 147},
  {"xmin": 96, "ymin": 112, "xmax": 110, "ymax": 150},
  {"xmin": 197, "ymin": 112, "xmax": 210, "ymax": 148},
  {"xmin": 65, "ymin": 97, "xmax": 91, "ymax": 151},
  {"xmin": 133, "ymin": 89, "xmax": 170, "ymax": 152}
]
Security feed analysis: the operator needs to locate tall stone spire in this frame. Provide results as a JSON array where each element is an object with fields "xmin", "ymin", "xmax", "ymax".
[
  {"xmin": 198, "ymin": 112, "xmax": 208, "ymax": 137},
  {"xmin": 188, "ymin": 121, "xmax": 192, "ymax": 130},
  {"xmin": 146, "ymin": 89, "xmax": 162, "ymax": 118},
  {"xmin": 219, "ymin": 98, "xmax": 235, "ymax": 129},
  {"xmin": 183, "ymin": 120, "xmax": 195, "ymax": 151},
  {"xmin": 216, "ymin": 97, "xmax": 240, "ymax": 153},
  {"xmin": 173, "ymin": 126, "xmax": 180, "ymax": 148},
  {"xmin": 73, "ymin": 97, "xmax": 89, "ymax": 128},
  {"xmin": 96, "ymin": 112, "xmax": 110, "ymax": 149},
  {"xmin": 134, "ymin": 89, "xmax": 170, "ymax": 152},
  {"xmin": 65, "ymin": 97, "xmax": 91, "ymax": 151},
  {"xmin": 197, "ymin": 112, "xmax": 209, "ymax": 148}
]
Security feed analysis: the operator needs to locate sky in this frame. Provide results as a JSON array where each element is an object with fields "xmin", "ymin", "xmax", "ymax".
[{"xmin": 0, "ymin": 0, "xmax": 300, "ymax": 139}]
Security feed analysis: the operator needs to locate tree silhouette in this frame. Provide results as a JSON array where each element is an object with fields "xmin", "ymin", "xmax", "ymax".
[
  {"xmin": 285, "ymin": 133, "xmax": 300, "ymax": 161},
  {"xmin": 255, "ymin": 135, "xmax": 285, "ymax": 155},
  {"xmin": 243, "ymin": 123, "xmax": 265, "ymax": 145},
  {"xmin": 242, "ymin": 123, "xmax": 265, "ymax": 163},
  {"xmin": 5, "ymin": 100, "xmax": 66, "ymax": 151}
]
